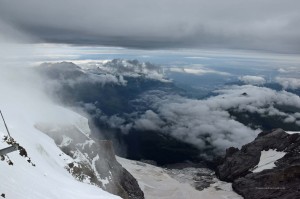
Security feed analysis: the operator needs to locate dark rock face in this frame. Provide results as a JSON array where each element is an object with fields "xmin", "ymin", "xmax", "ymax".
[
  {"xmin": 216, "ymin": 145, "xmax": 259, "ymax": 181},
  {"xmin": 233, "ymin": 165, "xmax": 300, "ymax": 199},
  {"xmin": 35, "ymin": 123, "xmax": 144, "ymax": 199},
  {"xmin": 216, "ymin": 129, "xmax": 300, "ymax": 199}
]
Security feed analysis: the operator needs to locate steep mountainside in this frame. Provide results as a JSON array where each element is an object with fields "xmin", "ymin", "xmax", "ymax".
[
  {"xmin": 0, "ymin": 106, "xmax": 121, "ymax": 199},
  {"xmin": 216, "ymin": 129, "xmax": 300, "ymax": 199},
  {"xmin": 35, "ymin": 120, "xmax": 144, "ymax": 199}
]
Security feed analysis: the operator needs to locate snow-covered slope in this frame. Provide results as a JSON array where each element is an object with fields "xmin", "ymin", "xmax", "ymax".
[
  {"xmin": 117, "ymin": 157, "xmax": 242, "ymax": 199},
  {"xmin": 35, "ymin": 113, "xmax": 144, "ymax": 199},
  {"xmin": 0, "ymin": 105, "xmax": 120, "ymax": 199}
]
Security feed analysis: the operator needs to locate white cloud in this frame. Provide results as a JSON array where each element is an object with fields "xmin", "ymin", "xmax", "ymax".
[
  {"xmin": 278, "ymin": 68, "xmax": 289, "ymax": 73},
  {"xmin": 277, "ymin": 67, "xmax": 300, "ymax": 74},
  {"xmin": 284, "ymin": 116, "xmax": 296, "ymax": 123},
  {"xmin": 134, "ymin": 110, "xmax": 164, "ymax": 131},
  {"xmin": 275, "ymin": 77, "xmax": 300, "ymax": 89},
  {"xmin": 293, "ymin": 112, "xmax": 300, "ymax": 119},
  {"xmin": 169, "ymin": 65, "xmax": 230, "ymax": 76},
  {"xmin": 68, "ymin": 73, "xmax": 127, "ymax": 87},
  {"xmin": 239, "ymin": 75, "xmax": 266, "ymax": 85},
  {"xmin": 126, "ymin": 85, "xmax": 300, "ymax": 155}
]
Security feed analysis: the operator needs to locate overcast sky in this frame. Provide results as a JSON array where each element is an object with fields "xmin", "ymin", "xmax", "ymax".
[{"xmin": 0, "ymin": 0, "xmax": 299, "ymax": 54}]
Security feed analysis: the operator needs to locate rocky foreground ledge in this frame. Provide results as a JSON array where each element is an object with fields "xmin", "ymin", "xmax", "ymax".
[{"xmin": 216, "ymin": 129, "xmax": 300, "ymax": 199}]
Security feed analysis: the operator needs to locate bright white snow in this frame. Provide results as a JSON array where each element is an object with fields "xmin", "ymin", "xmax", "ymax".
[
  {"xmin": 286, "ymin": 131, "xmax": 300, "ymax": 134},
  {"xmin": 0, "ymin": 106, "xmax": 120, "ymax": 199},
  {"xmin": 252, "ymin": 149, "xmax": 286, "ymax": 173},
  {"xmin": 59, "ymin": 135, "xmax": 73, "ymax": 147},
  {"xmin": 117, "ymin": 157, "xmax": 242, "ymax": 199}
]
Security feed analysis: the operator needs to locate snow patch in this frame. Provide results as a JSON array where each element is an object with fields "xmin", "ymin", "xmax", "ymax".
[
  {"xmin": 100, "ymin": 177, "xmax": 110, "ymax": 187},
  {"xmin": 79, "ymin": 139, "xmax": 95, "ymax": 150},
  {"xmin": 286, "ymin": 131, "xmax": 300, "ymax": 134},
  {"xmin": 252, "ymin": 149, "xmax": 286, "ymax": 173},
  {"xmin": 59, "ymin": 135, "xmax": 73, "ymax": 147}
]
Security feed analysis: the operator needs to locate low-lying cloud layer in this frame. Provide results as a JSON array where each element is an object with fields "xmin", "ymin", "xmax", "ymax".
[
  {"xmin": 34, "ymin": 58, "xmax": 300, "ymax": 157},
  {"xmin": 1, "ymin": 0, "xmax": 300, "ymax": 53},
  {"xmin": 102, "ymin": 85, "xmax": 300, "ymax": 156}
]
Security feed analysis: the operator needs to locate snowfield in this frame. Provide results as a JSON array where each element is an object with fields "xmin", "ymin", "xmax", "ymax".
[
  {"xmin": 117, "ymin": 157, "xmax": 242, "ymax": 199},
  {"xmin": 252, "ymin": 149, "xmax": 286, "ymax": 173},
  {"xmin": 0, "ymin": 105, "xmax": 120, "ymax": 199}
]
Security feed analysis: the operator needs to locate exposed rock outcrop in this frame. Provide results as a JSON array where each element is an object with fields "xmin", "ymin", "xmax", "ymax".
[
  {"xmin": 35, "ymin": 123, "xmax": 144, "ymax": 199},
  {"xmin": 216, "ymin": 129, "xmax": 300, "ymax": 199},
  {"xmin": 233, "ymin": 165, "xmax": 300, "ymax": 199}
]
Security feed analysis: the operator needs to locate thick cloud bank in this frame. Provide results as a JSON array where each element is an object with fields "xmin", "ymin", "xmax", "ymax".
[
  {"xmin": 1, "ymin": 0, "xmax": 300, "ymax": 53},
  {"xmin": 103, "ymin": 85, "xmax": 300, "ymax": 155}
]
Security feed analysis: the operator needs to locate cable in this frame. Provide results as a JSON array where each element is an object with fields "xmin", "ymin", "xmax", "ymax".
[{"xmin": 0, "ymin": 110, "xmax": 12, "ymax": 138}]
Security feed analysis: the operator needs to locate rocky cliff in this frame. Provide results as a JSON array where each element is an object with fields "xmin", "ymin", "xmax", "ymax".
[
  {"xmin": 35, "ymin": 121, "xmax": 144, "ymax": 199},
  {"xmin": 216, "ymin": 129, "xmax": 300, "ymax": 199}
]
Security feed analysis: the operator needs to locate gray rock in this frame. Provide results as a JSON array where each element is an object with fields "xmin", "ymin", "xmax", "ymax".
[
  {"xmin": 216, "ymin": 129, "xmax": 300, "ymax": 181},
  {"xmin": 216, "ymin": 129, "xmax": 300, "ymax": 199},
  {"xmin": 36, "ymin": 123, "xmax": 144, "ymax": 199},
  {"xmin": 233, "ymin": 165, "xmax": 300, "ymax": 199}
]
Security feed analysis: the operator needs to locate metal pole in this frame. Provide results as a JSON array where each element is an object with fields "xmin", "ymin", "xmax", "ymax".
[
  {"xmin": 0, "ymin": 145, "xmax": 18, "ymax": 156},
  {"xmin": 0, "ymin": 110, "xmax": 12, "ymax": 138}
]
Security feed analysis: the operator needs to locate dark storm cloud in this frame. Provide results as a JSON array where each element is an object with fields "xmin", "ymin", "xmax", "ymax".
[{"xmin": 1, "ymin": 0, "xmax": 300, "ymax": 53}]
